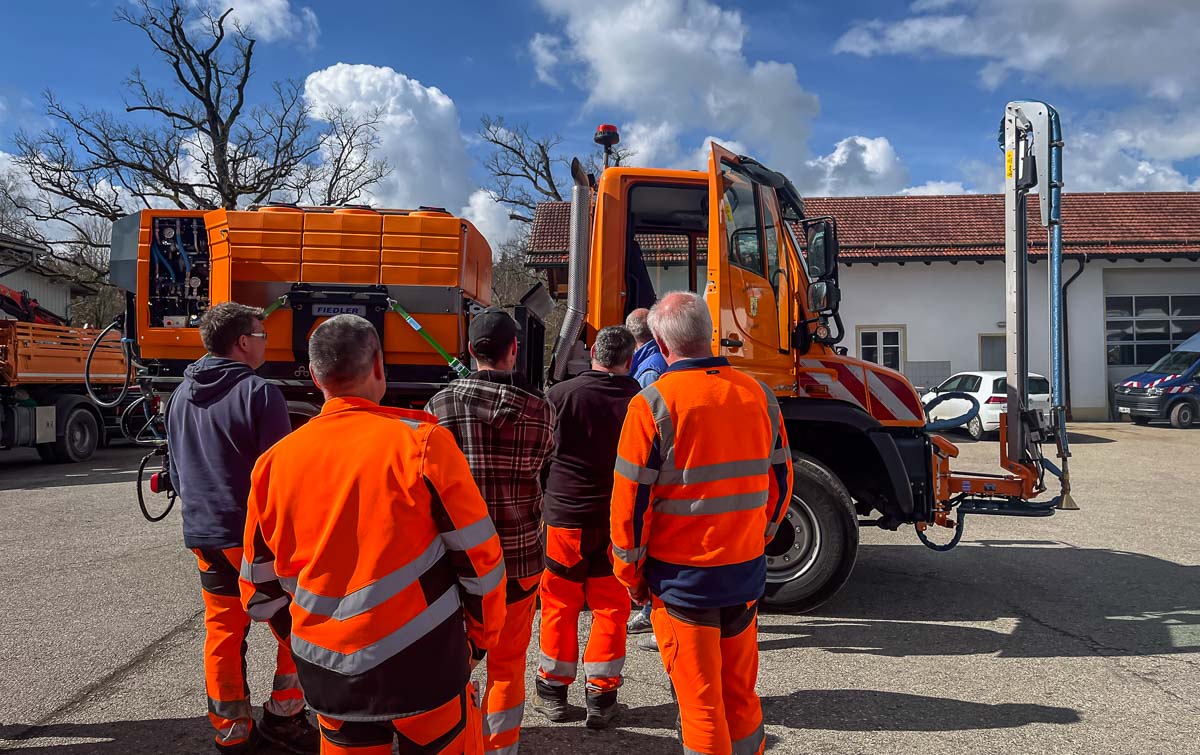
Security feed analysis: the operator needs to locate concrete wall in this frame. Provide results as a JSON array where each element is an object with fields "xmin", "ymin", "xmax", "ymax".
[{"xmin": 836, "ymin": 258, "xmax": 1115, "ymax": 420}]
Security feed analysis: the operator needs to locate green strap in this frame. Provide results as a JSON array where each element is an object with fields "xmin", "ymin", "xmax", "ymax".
[
  {"xmin": 388, "ymin": 298, "xmax": 471, "ymax": 378},
  {"xmin": 262, "ymin": 295, "xmax": 289, "ymax": 317}
]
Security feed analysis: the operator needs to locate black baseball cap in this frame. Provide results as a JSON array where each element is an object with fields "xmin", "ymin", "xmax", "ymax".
[{"xmin": 469, "ymin": 307, "xmax": 518, "ymax": 361}]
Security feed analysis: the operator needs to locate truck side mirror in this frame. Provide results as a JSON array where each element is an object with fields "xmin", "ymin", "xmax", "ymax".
[
  {"xmin": 805, "ymin": 218, "xmax": 840, "ymax": 282},
  {"xmin": 808, "ymin": 279, "xmax": 840, "ymax": 315}
]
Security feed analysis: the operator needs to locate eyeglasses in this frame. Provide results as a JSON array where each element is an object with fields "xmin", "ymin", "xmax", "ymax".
[{"xmin": 244, "ymin": 332, "xmax": 268, "ymax": 340}]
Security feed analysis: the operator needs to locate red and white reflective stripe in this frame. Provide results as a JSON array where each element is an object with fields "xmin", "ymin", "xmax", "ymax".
[
  {"xmin": 799, "ymin": 359, "xmax": 863, "ymax": 408},
  {"xmin": 799, "ymin": 359, "xmax": 921, "ymax": 422},
  {"xmin": 866, "ymin": 370, "xmax": 920, "ymax": 422}
]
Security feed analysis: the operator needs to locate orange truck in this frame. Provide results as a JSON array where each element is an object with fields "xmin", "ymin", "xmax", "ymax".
[
  {"xmin": 0, "ymin": 319, "xmax": 129, "ymax": 462},
  {"xmin": 111, "ymin": 102, "xmax": 1072, "ymax": 610}
]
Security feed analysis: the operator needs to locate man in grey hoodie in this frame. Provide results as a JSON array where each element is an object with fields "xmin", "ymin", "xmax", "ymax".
[
  {"xmin": 167, "ymin": 302, "xmax": 317, "ymax": 755},
  {"xmin": 427, "ymin": 307, "xmax": 556, "ymax": 755}
]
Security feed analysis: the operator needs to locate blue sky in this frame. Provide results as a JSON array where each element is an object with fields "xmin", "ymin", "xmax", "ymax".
[{"xmin": 3, "ymin": 0, "xmax": 1198, "ymax": 244}]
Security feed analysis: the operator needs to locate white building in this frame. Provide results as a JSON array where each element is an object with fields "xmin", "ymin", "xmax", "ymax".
[
  {"xmin": 0, "ymin": 232, "xmax": 94, "ymax": 323},
  {"xmin": 528, "ymin": 192, "xmax": 1200, "ymax": 421}
]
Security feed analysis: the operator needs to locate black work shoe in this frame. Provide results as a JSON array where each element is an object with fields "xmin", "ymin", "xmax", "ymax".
[
  {"xmin": 259, "ymin": 709, "xmax": 320, "ymax": 754},
  {"xmin": 626, "ymin": 611, "xmax": 654, "ymax": 635},
  {"xmin": 214, "ymin": 723, "xmax": 261, "ymax": 754},
  {"xmin": 585, "ymin": 691, "xmax": 620, "ymax": 730},
  {"xmin": 533, "ymin": 692, "xmax": 570, "ymax": 723}
]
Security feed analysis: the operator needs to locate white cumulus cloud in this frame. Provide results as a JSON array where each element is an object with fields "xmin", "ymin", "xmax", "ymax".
[
  {"xmin": 835, "ymin": 1, "xmax": 1200, "ymax": 99},
  {"xmin": 900, "ymin": 180, "xmax": 971, "ymax": 196},
  {"xmin": 529, "ymin": 33, "xmax": 565, "ymax": 87},
  {"xmin": 804, "ymin": 136, "xmax": 908, "ymax": 196},
  {"xmin": 196, "ymin": 0, "xmax": 319, "ymax": 47},
  {"xmin": 460, "ymin": 189, "xmax": 525, "ymax": 253},
  {"xmin": 303, "ymin": 63, "xmax": 474, "ymax": 212}
]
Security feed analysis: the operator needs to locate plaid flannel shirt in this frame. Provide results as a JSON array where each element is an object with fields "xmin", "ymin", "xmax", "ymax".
[{"xmin": 427, "ymin": 371, "xmax": 557, "ymax": 579}]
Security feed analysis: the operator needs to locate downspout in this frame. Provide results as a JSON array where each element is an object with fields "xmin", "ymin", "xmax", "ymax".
[
  {"xmin": 1061, "ymin": 254, "xmax": 1087, "ymax": 420},
  {"xmin": 550, "ymin": 158, "xmax": 592, "ymax": 381}
]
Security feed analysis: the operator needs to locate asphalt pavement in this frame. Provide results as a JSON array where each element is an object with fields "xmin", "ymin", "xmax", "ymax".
[{"xmin": 1, "ymin": 424, "xmax": 1197, "ymax": 754}]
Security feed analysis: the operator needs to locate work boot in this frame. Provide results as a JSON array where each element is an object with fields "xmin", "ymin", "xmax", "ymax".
[
  {"xmin": 259, "ymin": 709, "xmax": 320, "ymax": 754},
  {"xmin": 532, "ymin": 680, "xmax": 570, "ymax": 723},
  {"xmin": 214, "ymin": 723, "xmax": 260, "ymax": 754},
  {"xmin": 626, "ymin": 610, "xmax": 653, "ymax": 635},
  {"xmin": 585, "ymin": 691, "xmax": 620, "ymax": 730}
]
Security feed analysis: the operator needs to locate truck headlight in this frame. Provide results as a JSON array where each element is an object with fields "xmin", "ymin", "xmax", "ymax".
[{"xmin": 1146, "ymin": 386, "xmax": 1164, "ymax": 396}]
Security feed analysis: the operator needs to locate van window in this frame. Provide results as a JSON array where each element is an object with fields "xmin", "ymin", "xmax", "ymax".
[
  {"xmin": 1147, "ymin": 350, "xmax": 1200, "ymax": 374},
  {"xmin": 993, "ymin": 377, "xmax": 1051, "ymax": 394}
]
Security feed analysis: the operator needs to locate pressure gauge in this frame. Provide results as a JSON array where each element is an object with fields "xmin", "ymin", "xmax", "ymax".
[
  {"xmin": 190, "ymin": 277, "xmax": 202, "ymax": 289},
  {"xmin": 162, "ymin": 226, "xmax": 176, "ymax": 240}
]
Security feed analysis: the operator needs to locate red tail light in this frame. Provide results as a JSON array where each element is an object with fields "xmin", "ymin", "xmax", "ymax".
[{"xmin": 986, "ymin": 395, "xmax": 1007, "ymax": 404}]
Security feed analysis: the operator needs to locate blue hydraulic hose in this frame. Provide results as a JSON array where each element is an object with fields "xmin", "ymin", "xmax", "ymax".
[
  {"xmin": 150, "ymin": 241, "xmax": 177, "ymax": 282},
  {"xmin": 1047, "ymin": 105, "xmax": 1070, "ymax": 459}
]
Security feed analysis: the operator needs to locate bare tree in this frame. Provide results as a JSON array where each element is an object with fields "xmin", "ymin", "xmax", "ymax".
[
  {"xmin": 2, "ymin": 0, "xmax": 388, "ymax": 277},
  {"xmin": 478, "ymin": 114, "xmax": 634, "ymax": 223},
  {"xmin": 284, "ymin": 105, "xmax": 392, "ymax": 206}
]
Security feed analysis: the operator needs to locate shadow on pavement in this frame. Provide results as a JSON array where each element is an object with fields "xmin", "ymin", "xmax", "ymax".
[
  {"xmin": 0, "ymin": 446, "xmax": 148, "ymax": 492},
  {"xmin": 0, "ymin": 718, "xmax": 215, "ymax": 754},
  {"xmin": 762, "ymin": 541, "xmax": 1199, "ymax": 659},
  {"xmin": 1063, "ymin": 431, "xmax": 1116, "ymax": 444}
]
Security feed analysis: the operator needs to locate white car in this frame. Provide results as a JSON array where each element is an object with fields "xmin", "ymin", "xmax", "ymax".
[{"xmin": 921, "ymin": 371, "xmax": 1051, "ymax": 440}]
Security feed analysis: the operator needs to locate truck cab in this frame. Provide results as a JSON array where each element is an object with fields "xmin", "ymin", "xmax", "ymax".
[
  {"xmin": 555, "ymin": 143, "xmax": 935, "ymax": 609},
  {"xmin": 1113, "ymin": 332, "xmax": 1200, "ymax": 428}
]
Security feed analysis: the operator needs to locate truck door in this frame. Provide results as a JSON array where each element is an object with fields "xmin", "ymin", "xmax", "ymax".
[{"xmin": 707, "ymin": 143, "xmax": 795, "ymax": 382}]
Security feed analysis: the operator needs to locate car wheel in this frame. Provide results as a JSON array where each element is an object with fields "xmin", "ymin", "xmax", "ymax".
[
  {"xmin": 762, "ymin": 452, "xmax": 858, "ymax": 613},
  {"xmin": 53, "ymin": 408, "xmax": 100, "ymax": 463},
  {"xmin": 1170, "ymin": 401, "xmax": 1196, "ymax": 429},
  {"xmin": 966, "ymin": 415, "xmax": 985, "ymax": 441}
]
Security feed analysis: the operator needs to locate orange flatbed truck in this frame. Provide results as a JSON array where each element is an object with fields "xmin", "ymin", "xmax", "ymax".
[{"xmin": 0, "ymin": 320, "xmax": 130, "ymax": 462}]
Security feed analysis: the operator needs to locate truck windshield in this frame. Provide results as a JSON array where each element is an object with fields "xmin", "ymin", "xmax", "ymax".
[{"xmin": 1146, "ymin": 350, "xmax": 1200, "ymax": 374}]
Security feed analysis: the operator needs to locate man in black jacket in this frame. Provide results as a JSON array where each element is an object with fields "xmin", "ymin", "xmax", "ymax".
[
  {"xmin": 533, "ymin": 325, "xmax": 640, "ymax": 730},
  {"xmin": 167, "ymin": 302, "xmax": 317, "ymax": 754}
]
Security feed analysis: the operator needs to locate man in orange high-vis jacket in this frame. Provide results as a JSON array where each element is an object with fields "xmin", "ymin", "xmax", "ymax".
[
  {"xmin": 534, "ymin": 326, "xmax": 640, "ymax": 730},
  {"xmin": 611, "ymin": 292, "xmax": 793, "ymax": 755},
  {"xmin": 240, "ymin": 315, "xmax": 507, "ymax": 755}
]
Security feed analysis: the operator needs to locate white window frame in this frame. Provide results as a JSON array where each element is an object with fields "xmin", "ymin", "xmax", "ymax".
[{"xmin": 857, "ymin": 325, "xmax": 906, "ymax": 372}]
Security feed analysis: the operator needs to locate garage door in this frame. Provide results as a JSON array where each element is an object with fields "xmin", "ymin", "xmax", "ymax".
[{"xmin": 1104, "ymin": 269, "xmax": 1200, "ymax": 390}]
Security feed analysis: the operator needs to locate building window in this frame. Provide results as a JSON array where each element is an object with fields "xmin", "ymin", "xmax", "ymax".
[
  {"xmin": 859, "ymin": 327, "xmax": 904, "ymax": 371},
  {"xmin": 1106, "ymin": 294, "xmax": 1200, "ymax": 366}
]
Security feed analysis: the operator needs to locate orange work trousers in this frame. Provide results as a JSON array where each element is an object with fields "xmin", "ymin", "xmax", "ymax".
[
  {"xmin": 315, "ymin": 683, "xmax": 483, "ymax": 754},
  {"xmin": 537, "ymin": 525, "xmax": 630, "ymax": 694},
  {"xmin": 482, "ymin": 575, "xmax": 541, "ymax": 754},
  {"xmin": 651, "ymin": 598, "xmax": 765, "ymax": 755},
  {"xmin": 193, "ymin": 547, "xmax": 304, "ymax": 749}
]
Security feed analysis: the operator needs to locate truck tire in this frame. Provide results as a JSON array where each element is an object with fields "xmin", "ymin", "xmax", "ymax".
[
  {"xmin": 762, "ymin": 452, "xmax": 859, "ymax": 613},
  {"xmin": 1170, "ymin": 401, "xmax": 1196, "ymax": 429},
  {"xmin": 52, "ymin": 408, "xmax": 100, "ymax": 463}
]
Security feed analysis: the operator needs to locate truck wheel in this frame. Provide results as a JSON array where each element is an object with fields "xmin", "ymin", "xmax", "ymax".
[
  {"xmin": 54, "ymin": 408, "xmax": 100, "ymax": 463},
  {"xmin": 1170, "ymin": 401, "xmax": 1196, "ymax": 429},
  {"xmin": 966, "ymin": 415, "xmax": 985, "ymax": 441},
  {"xmin": 762, "ymin": 452, "xmax": 858, "ymax": 613}
]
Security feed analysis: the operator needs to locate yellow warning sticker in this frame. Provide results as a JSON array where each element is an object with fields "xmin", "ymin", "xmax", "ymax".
[{"xmin": 1005, "ymin": 150, "xmax": 1014, "ymax": 179}]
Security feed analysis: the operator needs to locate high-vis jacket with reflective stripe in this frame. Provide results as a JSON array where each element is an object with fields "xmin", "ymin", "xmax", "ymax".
[
  {"xmin": 240, "ymin": 397, "xmax": 507, "ymax": 721},
  {"xmin": 611, "ymin": 357, "xmax": 793, "ymax": 609}
]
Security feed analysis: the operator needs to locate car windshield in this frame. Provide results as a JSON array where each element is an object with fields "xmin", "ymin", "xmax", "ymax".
[
  {"xmin": 992, "ymin": 377, "xmax": 1051, "ymax": 394},
  {"xmin": 1146, "ymin": 350, "xmax": 1200, "ymax": 375}
]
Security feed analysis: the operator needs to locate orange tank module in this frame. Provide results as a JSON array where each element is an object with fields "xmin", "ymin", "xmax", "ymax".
[{"xmin": 108, "ymin": 204, "xmax": 494, "ymax": 398}]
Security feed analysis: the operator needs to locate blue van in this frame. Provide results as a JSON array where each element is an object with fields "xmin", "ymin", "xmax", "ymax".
[{"xmin": 1113, "ymin": 332, "xmax": 1200, "ymax": 428}]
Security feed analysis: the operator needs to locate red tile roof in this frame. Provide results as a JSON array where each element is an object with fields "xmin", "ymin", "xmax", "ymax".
[{"xmin": 527, "ymin": 192, "xmax": 1200, "ymax": 266}]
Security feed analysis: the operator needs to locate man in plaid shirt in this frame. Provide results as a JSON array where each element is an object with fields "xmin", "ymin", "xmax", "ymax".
[{"xmin": 427, "ymin": 307, "xmax": 556, "ymax": 755}]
